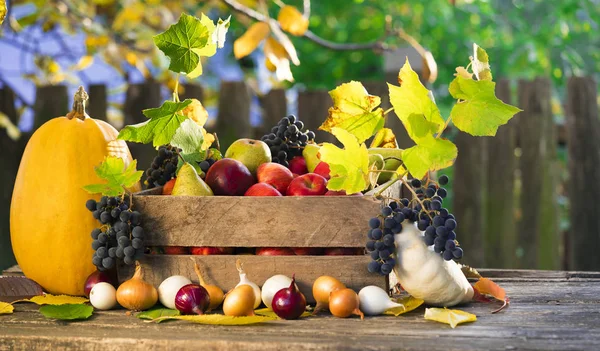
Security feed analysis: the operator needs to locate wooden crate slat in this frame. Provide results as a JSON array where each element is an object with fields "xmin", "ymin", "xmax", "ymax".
[{"xmin": 118, "ymin": 255, "xmax": 387, "ymax": 303}]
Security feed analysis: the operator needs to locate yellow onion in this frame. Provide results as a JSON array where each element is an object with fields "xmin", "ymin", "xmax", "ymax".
[
  {"xmin": 223, "ymin": 285, "xmax": 256, "ymax": 316},
  {"xmin": 190, "ymin": 257, "xmax": 224, "ymax": 311},
  {"xmin": 116, "ymin": 262, "xmax": 158, "ymax": 311},
  {"xmin": 312, "ymin": 275, "xmax": 345, "ymax": 314},
  {"xmin": 329, "ymin": 288, "xmax": 364, "ymax": 319}
]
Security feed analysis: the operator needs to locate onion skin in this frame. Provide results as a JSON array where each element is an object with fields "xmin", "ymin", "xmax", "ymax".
[
  {"xmin": 189, "ymin": 257, "xmax": 224, "ymax": 311},
  {"xmin": 312, "ymin": 276, "xmax": 345, "ymax": 314},
  {"xmin": 116, "ymin": 262, "xmax": 158, "ymax": 311},
  {"xmin": 223, "ymin": 285, "xmax": 256, "ymax": 317},
  {"xmin": 394, "ymin": 222, "xmax": 474, "ymax": 306},
  {"xmin": 261, "ymin": 274, "xmax": 293, "ymax": 310},
  {"xmin": 358, "ymin": 285, "xmax": 403, "ymax": 316},
  {"xmin": 175, "ymin": 284, "xmax": 210, "ymax": 315},
  {"xmin": 89, "ymin": 282, "xmax": 117, "ymax": 310},
  {"xmin": 84, "ymin": 270, "xmax": 114, "ymax": 298},
  {"xmin": 329, "ymin": 288, "xmax": 364, "ymax": 320},
  {"xmin": 158, "ymin": 275, "xmax": 192, "ymax": 310},
  {"xmin": 271, "ymin": 275, "xmax": 306, "ymax": 320}
]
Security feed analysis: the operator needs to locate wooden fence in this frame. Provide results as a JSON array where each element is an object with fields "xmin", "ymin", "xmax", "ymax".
[{"xmin": 1, "ymin": 76, "xmax": 599, "ymax": 271}]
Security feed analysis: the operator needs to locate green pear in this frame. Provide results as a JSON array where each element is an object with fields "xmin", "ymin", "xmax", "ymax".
[
  {"xmin": 302, "ymin": 143, "xmax": 321, "ymax": 173},
  {"xmin": 172, "ymin": 163, "xmax": 214, "ymax": 196},
  {"xmin": 224, "ymin": 138, "xmax": 271, "ymax": 175},
  {"xmin": 368, "ymin": 148, "xmax": 404, "ymax": 184}
]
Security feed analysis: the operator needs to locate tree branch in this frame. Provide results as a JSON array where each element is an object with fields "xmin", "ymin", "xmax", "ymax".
[{"xmin": 303, "ymin": 0, "xmax": 311, "ymax": 18}]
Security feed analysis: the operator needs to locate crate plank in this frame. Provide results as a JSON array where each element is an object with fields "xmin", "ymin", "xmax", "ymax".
[{"xmin": 118, "ymin": 255, "xmax": 387, "ymax": 303}]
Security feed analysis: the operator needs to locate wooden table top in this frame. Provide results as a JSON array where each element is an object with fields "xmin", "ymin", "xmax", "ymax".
[{"xmin": 1, "ymin": 269, "xmax": 599, "ymax": 351}]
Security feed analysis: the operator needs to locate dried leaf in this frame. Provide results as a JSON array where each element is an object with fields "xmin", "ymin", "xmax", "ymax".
[
  {"xmin": 254, "ymin": 308, "xmax": 312, "ymax": 319},
  {"xmin": 473, "ymin": 278, "xmax": 510, "ymax": 313},
  {"xmin": 137, "ymin": 307, "xmax": 180, "ymax": 320},
  {"xmin": 17, "ymin": 294, "xmax": 89, "ymax": 305},
  {"xmin": 369, "ymin": 128, "xmax": 397, "ymax": 149},
  {"xmin": 277, "ymin": 5, "xmax": 309, "ymax": 36},
  {"xmin": 264, "ymin": 37, "xmax": 294, "ymax": 82},
  {"xmin": 0, "ymin": 112, "xmax": 21, "ymax": 141},
  {"xmin": 152, "ymin": 314, "xmax": 277, "ymax": 325},
  {"xmin": 424, "ymin": 308, "xmax": 477, "ymax": 328},
  {"xmin": 421, "ymin": 50, "xmax": 438, "ymax": 83},
  {"xmin": 233, "ymin": 22, "xmax": 270, "ymax": 59},
  {"xmin": 39, "ymin": 304, "xmax": 93, "ymax": 320},
  {"xmin": 70, "ymin": 55, "xmax": 94, "ymax": 71},
  {"xmin": 0, "ymin": 301, "xmax": 14, "ymax": 315},
  {"xmin": 460, "ymin": 264, "xmax": 482, "ymax": 279},
  {"xmin": 384, "ymin": 296, "xmax": 424, "ymax": 316}
]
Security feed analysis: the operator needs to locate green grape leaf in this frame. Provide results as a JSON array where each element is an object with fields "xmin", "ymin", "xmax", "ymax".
[
  {"xmin": 319, "ymin": 81, "xmax": 385, "ymax": 143},
  {"xmin": 39, "ymin": 304, "xmax": 93, "ymax": 321},
  {"xmin": 176, "ymin": 151, "xmax": 205, "ymax": 175},
  {"xmin": 388, "ymin": 59, "xmax": 445, "ymax": 142},
  {"xmin": 154, "ymin": 14, "xmax": 212, "ymax": 77},
  {"xmin": 319, "ymin": 127, "xmax": 369, "ymax": 194},
  {"xmin": 118, "ymin": 99, "xmax": 193, "ymax": 148},
  {"xmin": 83, "ymin": 156, "xmax": 143, "ymax": 196},
  {"xmin": 449, "ymin": 76, "xmax": 522, "ymax": 136},
  {"xmin": 472, "ymin": 43, "xmax": 492, "ymax": 81},
  {"xmin": 137, "ymin": 307, "xmax": 181, "ymax": 320},
  {"xmin": 0, "ymin": 0, "xmax": 6, "ymax": 26},
  {"xmin": 171, "ymin": 118, "xmax": 205, "ymax": 155},
  {"xmin": 151, "ymin": 314, "xmax": 277, "ymax": 325},
  {"xmin": 402, "ymin": 136, "xmax": 457, "ymax": 179}
]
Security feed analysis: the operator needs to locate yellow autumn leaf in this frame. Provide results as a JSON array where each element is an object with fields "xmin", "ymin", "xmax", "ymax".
[
  {"xmin": 384, "ymin": 296, "xmax": 424, "ymax": 316},
  {"xmin": 233, "ymin": 22, "xmax": 270, "ymax": 59},
  {"xmin": 0, "ymin": 112, "xmax": 21, "ymax": 141},
  {"xmin": 370, "ymin": 128, "xmax": 397, "ymax": 149},
  {"xmin": 0, "ymin": 301, "xmax": 14, "ymax": 315},
  {"xmin": 254, "ymin": 308, "xmax": 312, "ymax": 319},
  {"xmin": 112, "ymin": 1, "xmax": 144, "ymax": 31},
  {"xmin": 264, "ymin": 37, "xmax": 294, "ymax": 82},
  {"xmin": 0, "ymin": 0, "xmax": 6, "ymax": 26},
  {"xmin": 16, "ymin": 294, "xmax": 89, "ymax": 305},
  {"xmin": 424, "ymin": 308, "xmax": 477, "ymax": 328},
  {"xmin": 320, "ymin": 81, "xmax": 384, "ymax": 143},
  {"xmin": 152, "ymin": 314, "xmax": 277, "ymax": 325},
  {"xmin": 277, "ymin": 5, "xmax": 309, "ymax": 36},
  {"xmin": 265, "ymin": 57, "xmax": 277, "ymax": 72},
  {"xmin": 181, "ymin": 99, "xmax": 208, "ymax": 127},
  {"xmin": 70, "ymin": 55, "xmax": 94, "ymax": 71}
]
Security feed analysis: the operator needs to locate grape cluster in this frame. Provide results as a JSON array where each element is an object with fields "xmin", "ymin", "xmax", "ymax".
[
  {"xmin": 86, "ymin": 196, "xmax": 145, "ymax": 270},
  {"xmin": 261, "ymin": 115, "xmax": 316, "ymax": 168},
  {"xmin": 144, "ymin": 145, "xmax": 180, "ymax": 189},
  {"xmin": 413, "ymin": 175, "xmax": 463, "ymax": 260},
  {"xmin": 198, "ymin": 158, "xmax": 216, "ymax": 176}
]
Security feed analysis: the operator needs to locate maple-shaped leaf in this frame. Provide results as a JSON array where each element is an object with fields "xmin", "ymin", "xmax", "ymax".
[
  {"xmin": 171, "ymin": 119, "xmax": 205, "ymax": 155},
  {"xmin": 185, "ymin": 14, "xmax": 230, "ymax": 78},
  {"xmin": 388, "ymin": 59, "xmax": 445, "ymax": 143},
  {"xmin": 402, "ymin": 135, "xmax": 457, "ymax": 179},
  {"xmin": 473, "ymin": 277, "xmax": 510, "ymax": 313},
  {"xmin": 472, "ymin": 43, "xmax": 492, "ymax": 81},
  {"xmin": 39, "ymin": 304, "xmax": 93, "ymax": 321},
  {"xmin": 449, "ymin": 76, "xmax": 522, "ymax": 136},
  {"xmin": 0, "ymin": 301, "xmax": 13, "ymax": 315},
  {"xmin": 153, "ymin": 14, "xmax": 211, "ymax": 78},
  {"xmin": 15, "ymin": 294, "xmax": 89, "ymax": 305},
  {"xmin": 83, "ymin": 156, "xmax": 143, "ymax": 196},
  {"xmin": 320, "ymin": 81, "xmax": 385, "ymax": 143},
  {"xmin": 118, "ymin": 99, "xmax": 193, "ymax": 148},
  {"xmin": 383, "ymin": 296, "xmax": 424, "ymax": 316},
  {"xmin": 152, "ymin": 314, "xmax": 277, "ymax": 325},
  {"xmin": 319, "ymin": 127, "xmax": 370, "ymax": 194},
  {"xmin": 424, "ymin": 308, "xmax": 477, "ymax": 328}
]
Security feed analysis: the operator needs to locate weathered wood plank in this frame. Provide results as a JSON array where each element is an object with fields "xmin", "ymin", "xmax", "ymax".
[
  {"xmin": 257, "ymin": 88, "xmax": 287, "ymax": 139},
  {"xmin": 117, "ymin": 255, "xmax": 386, "ymax": 303},
  {"xmin": 565, "ymin": 76, "xmax": 600, "ymax": 271},
  {"xmin": 132, "ymin": 195, "xmax": 381, "ymax": 247},
  {"xmin": 87, "ymin": 84, "xmax": 108, "ymax": 121},
  {"xmin": 297, "ymin": 90, "xmax": 336, "ymax": 143},
  {"xmin": 215, "ymin": 81, "xmax": 251, "ymax": 150},
  {"xmin": 33, "ymin": 85, "xmax": 69, "ymax": 130}
]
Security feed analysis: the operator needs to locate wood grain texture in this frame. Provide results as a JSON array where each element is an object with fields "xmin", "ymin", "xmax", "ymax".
[
  {"xmin": 33, "ymin": 85, "xmax": 69, "ymax": 130},
  {"xmin": 87, "ymin": 84, "xmax": 107, "ymax": 121},
  {"xmin": 565, "ymin": 76, "xmax": 600, "ymax": 271},
  {"xmin": 216, "ymin": 81, "xmax": 251, "ymax": 150},
  {"xmin": 2, "ymin": 271, "xmax": 600, "ymax": 351},
  {"xmin": 257, "ymin": 89, "xmax": 287, "ymax": 139},
  {"xmin": 297, "ymin": 90, "xmax": 336, "ymax": 144},
  {"xmin": 132, "ymin": 194, "xmax": 382, "ymax": 247},
  {"xmin": 117, "ymin": 255, "xmax": 386, "ymax": 303}
]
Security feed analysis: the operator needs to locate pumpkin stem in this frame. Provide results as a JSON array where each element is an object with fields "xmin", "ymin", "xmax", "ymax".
[{"xmin": 66, "ymin": 86, "xmax": 89, "ymax": 121}]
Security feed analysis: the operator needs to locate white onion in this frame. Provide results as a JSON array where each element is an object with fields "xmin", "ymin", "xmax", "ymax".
[
  {"xmin": 358, "ymin": 285, "xmax": 404, "ymax": 316},
  {"xmin": 90, "ymin": 282, "xmax": 117, "ymax": 310},
  {"xmin": 158, "ymin": 275, "xmax": 192, "ymax": 309},
  {"xmin": 261, "ymin": 274, "xmax": 293, "ymax": 310}
]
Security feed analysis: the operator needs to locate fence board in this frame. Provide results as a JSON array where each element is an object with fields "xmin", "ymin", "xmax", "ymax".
[
  {"xmin": 215, "ymin": 81, "xmax": 251, "ymax": 150},
  {"xmin": 33, "ymin": 85, "xmax": 69, "ymax": 130},
  {"xmin": 516, "ymin": 78, "xmax": 559, "ymax": 269},
  {"xmin": 566, "ymin": 76, "xmax": 600, "ymax": 271},
  {"xmin": 180, "ymin": 83, "xmax": 204, "ymax": 102},
  {"xmin": 257, "ymin": 89, "xmax": 287, "ymax": 139},
  {"xmin": 87, "ymin": 84, "xmax": 107, "ymax": 121},
  {"xmin": 485, "ymin": 79, "xmax": 517, "ymax": 268},
  {"xmin": 297, "ymin": 90, "xmax": 335, "ymax": 143}
]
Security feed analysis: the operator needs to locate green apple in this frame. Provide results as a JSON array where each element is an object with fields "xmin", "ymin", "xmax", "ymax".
[
  {"xmin": 224, "ymin": 138, "xmax": 271, "ymax": 175},
  {"xmin": 172, "ymin": 163, "xmax": 214, "ymax": 196},
  {"xmin": 302, "ymin": 143, "xmax": 321, "ymax": 173},
  {"xmin": 368, "ymin": 148, "xmax": 404, "ymax": 184}
]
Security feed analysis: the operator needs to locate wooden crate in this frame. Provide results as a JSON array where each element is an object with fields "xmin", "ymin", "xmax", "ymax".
[{"xmin": 117, "ymin": 187, "xmax": 399, "ymax": 303}]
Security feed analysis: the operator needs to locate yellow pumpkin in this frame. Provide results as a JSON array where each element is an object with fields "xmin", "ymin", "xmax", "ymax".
[{"xmin": 10, "ymin": 87, "xmax": 139, "ymax": 296}]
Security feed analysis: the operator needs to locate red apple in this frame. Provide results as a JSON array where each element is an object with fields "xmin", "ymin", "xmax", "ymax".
[
  {"xmin": 162, "ymin": 178, "xmax": 177, "ymax": 195},
  {"xmin": 256, "ymin": 162, "xmax": 294, "ymax": 194},
  {"xmin": 205, "ymin": 158, "xmax": 255, "ymax": 196},
  {"xmin": 313, "ymin": 161, "xmax": 331, "ymax": 180},
  {"xmin": 244, "ymin": 183, "xmax": 283, "ymax": 196},
  {"xmin": 324, "ymin": 247, "xmax": 364, "ymax": 255},
  {"xmin": 286, "ymin": 173, "xmax": 328, "ymax": 196},
  {"xmin": 292, "ymin": 247, "xmax": 324, "ymax": 255},
  {"xmin": 288, "ymin": 156, "xmax": 308, "ymax": 175},
  {"xmin": 255, "ymin": 247, "xmax": 296, "ymax": 256},
  {"xmin": 191, "ymin": 247, "xmax": 234, "ymax": 255},
  {"xmin": 163, "ymin": 246, "xmax": 189, "ymax": 255},
  {"xmin": 325, "ymin": 190, "xmax": 364, "ymax": 196}
]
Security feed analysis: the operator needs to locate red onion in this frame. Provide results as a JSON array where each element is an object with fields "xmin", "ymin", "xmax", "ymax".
[
  {"xmin": 271, "ymin": 275, "xmax": 307, "ymax": 320},
  {"xmin": 84, "ymin": 270, "xmax": 114, "ymax": 298},
  {"xmin": 175, "ymin": 284, "xmax": 210, "ymax": 315}
]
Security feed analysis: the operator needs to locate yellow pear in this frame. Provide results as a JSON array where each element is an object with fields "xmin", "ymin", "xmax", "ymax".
[
  {"xmin": 302, "ymin": 144, "xmax": 321, "ymax": 173},
  {"xmin": 172, "ymin": 163, "xmax": 214, "ymax": 196}
]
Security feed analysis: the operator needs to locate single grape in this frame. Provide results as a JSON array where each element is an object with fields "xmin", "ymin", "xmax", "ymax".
[
  {"xmin": 111, "ymin": 207, "xmax": 121, "ymax": 219},
  {"xmin": 384, "ymin": 218, "xmax": 396, "ymax": 229},
  {"xmin": 433, "ymin": 245, "xmax": 443, "ymax": 254},
  {"xmin": 391, "ymin": 223, "xmax": 403, "ymax": 234},
  {"xmin": 307, "ymin": 131, "xmax": 316, "ymax": 140},
  {"xmin": 417, "ymin": 220, "xmax": 429, "ymax": 231},
  {"xmin": 100, "ymin": 211, "xmax": 112, "ymax": 224},
  {"xmin": 374, "ymin": 241, "xmax": 386, "ymax": 251},
  {"xmin": 368, "ymin": 260, "xmax": 382, "ymax": 273},
  {"xmin": 447, "ymin": 231, "xmax": 457, "ymax": 240},
  {"xmin": 91, "ymin": 228, "xmax": 101, "ymax": 240},
  {"xmin": 132, "ymin": 226, "xmax": 144, "ymax": 238},
  {"xmin": 199, "ymin": 161, "xmax": 211, "ymax": 172},
  {"xmin": 98, "ymin": 233, "xmax": 107, "ymax": 244},
  {"xmin": 85, "ymin": 199, "xmax": 97, "ymax": 212},
  {"xmin": 425, "ymin": 226, "xmax": 436, "ymax": 236},
  {"xmin": 108, "ymin": 247, "xmax": 117, "ymax": 258},
  {"xmin": 116, "ymin": 247, "xmax": 125, "ymax": 258},
  {"xmin": 383, "ymin": 234, "xmax": 395, "ymax": 247},
  {"xmin": 118, "ymin": 236, "xmax": 130, "ymax": 247},
  {"xmin": 130, "ymin": 211, "xmax": 141, "ymax": 225},
  {"xmin": 439, "ymin": 208, "xmax": 449, "ymax": 218},
  {"xmin": 366, "ymin": 240, "xmax": 376, "ymax": 251},
  {"xmin": 400, "ymin": 198, "xmax": 410, "ymax": 207},
  {"xmin": 424, "ymin": 234, "xmax": 435, "ymax": 246},
  {"xmin": 123, "ymin": 256, "xmax": 134, "ymax": 265},
  {"xmin": 108, "ymin": 197, "xmax": 117, "ymax": 207},
  {"xmin": 415, "ymin": 189, "xmax": 424, "ymax": 195},
  {"xmin": 437, "ymin": 188, "xmax": 448, "ymax": 198},
  {"xmin": 410, "ymin": 179, "xmax": 422, "ymax": 188},
  {"xmin": 393, "ymin": 212, "xmax": 405, "ymax": 223},
  {"xmin": 435, "ymin": 226, "xmax": 448, "ymax": 237},
  {"xmin": 99, "ymin": 196, "xmax": 108, "ymax": 207},
  {"xmin": 381, "ymin": 263, "xmax": 393, "ymax": 275},
  {"xmin": 433, "ymin": 216, "xmax": 445, "ymax": 228},
  {"xmin": 96, "ymin": 246, "xmax": 107, "ymax": 258},
  {"xmin": 445, "ymin": 219, "xmax": 457, "ymax": 230},
  {"xmin": 92, "ymin": 240, "xmax": 101, "ymax": 250},
  {"xmin": 424, "ymin": 188, "xmax": 435, "ymax": 198},
  {"xmin": 438, "ymin": 175, "xmax": 449, "ymax": 185},
  {"xmin": 378, "ymin": 249, "xmax": 391, "ymax": 260},
  {"xmin": 445, "ymin": 240, "xmax": 456, "ymax": 251},
  {"xmin": 452, "ymin": 247, "xmax": 463, "ymax": 259},
  {"xmin": 431, "ymin": 200, "xmax": 442, "ymax": 211},
  {"xmin": 369, "ymin": 218, "xmax": 381, "ymax": 229},
  {"xmin": 92, "ymin": 210, "xmax": 101, "ymax": 220},
  {"xmin": 124, "ymin": 246, "xmax": 135, "ymax": 257},
  {"xmin": 372, "ymin": 228, "xmax": 383, "ymax": 240},
  {"xmin": 370, "ymin": 250, "xmax": 380, "ymax": 260},
  {"xmin": 389, "ymin": 202, "xmax": 399, "ymax": 210},
  {"xmin": 443, "ymin": 249, "xmax": 454, "ymax": 261},
  {"xmin": 434, "ymin": 236, "xmax": 445, "ymax": 247},
  {"xmin": 92, "ymin": 255, "xmax": 102, "ymax": 267},
  {"xmin": 132, "ymin": 238, "xmax": 143, "ymax": 249}
]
